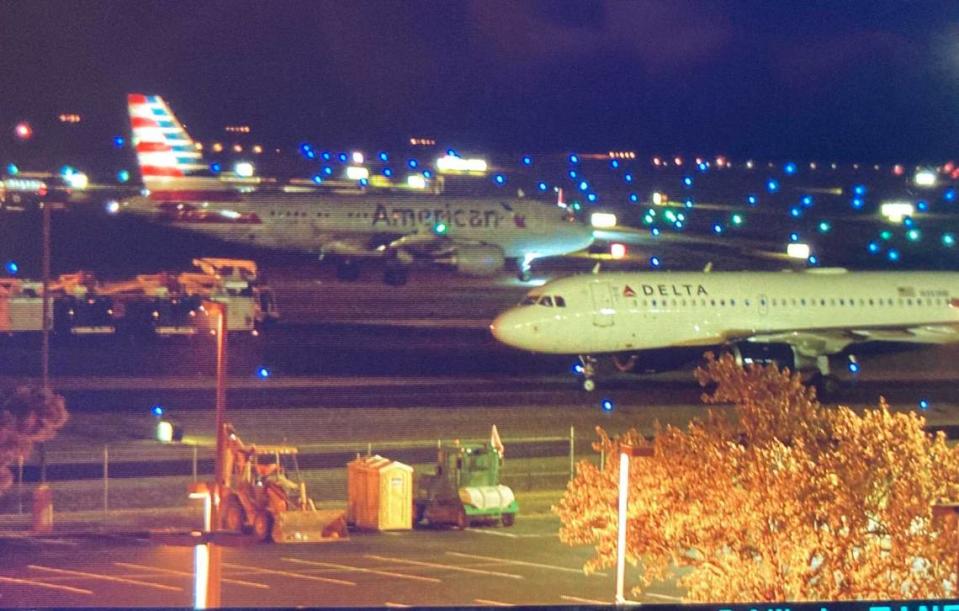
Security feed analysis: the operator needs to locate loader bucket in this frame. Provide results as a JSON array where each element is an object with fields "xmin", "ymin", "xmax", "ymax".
[{"xmin": 272, "ymin": 509, "xmax": 349, "ymax": 543}]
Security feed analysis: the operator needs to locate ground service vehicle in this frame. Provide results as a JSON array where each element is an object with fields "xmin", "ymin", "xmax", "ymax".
[
  {"xmin": 414, "ymin": 440, "xmax": 518, "ymax": 529},
  {"xmin": 0, "ymin": 258, "xmax": 277, "ymax": 336},
  {"xmin": 219, "ymin": 425, "xmax": 348, "ymax": 543}
]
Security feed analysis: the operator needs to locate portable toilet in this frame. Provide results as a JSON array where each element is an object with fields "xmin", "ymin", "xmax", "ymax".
[{"xmin": 347, "ymin": 455, "xmax": 413, "ymax": 531}]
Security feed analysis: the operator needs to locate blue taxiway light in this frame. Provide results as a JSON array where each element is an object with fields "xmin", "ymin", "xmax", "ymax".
[
  {"xmin": 601, "ymin": 398, "xmax": 614, "ymax": 412},
  {"xmin": 152, "ymin": 405, "xmax": 164, "ymax": 417},
  {"xmin": 257, "ymin": 367, "xmax": 271, "ymax": 379},
  {"xmin": 4, "ymin": 261, "xmax": 18, "ymax": 275},
  {"xmin": 766, "ymin": 179, "xmax": 779, "ymax": 193}
]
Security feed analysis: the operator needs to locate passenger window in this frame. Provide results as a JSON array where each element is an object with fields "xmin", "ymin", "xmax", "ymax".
[
  {"xmin": 520, "ymin": 296, "xmax": 537, "ymax": 306},
  {"xmin": 538, "ymin": 296, "xmax": 553, "ymax": 307},
  {"xmin": 554, "ymin": 296, "xmax": 566, "ymax": 308}
]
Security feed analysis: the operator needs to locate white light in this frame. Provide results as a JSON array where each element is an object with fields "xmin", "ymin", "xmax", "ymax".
[
  {"xmin": 64, "ymin": 171, "xmax": 89, "ymax": 190},
  {"xmin": 351, "ymin": 151, "xmax": 364, "ymax": 164},
  {"xmin": 610, "ymin": 243, "xmax": 627, "ymax": 259},
  {"xmin": 105, "ymin": 200, "xmax": 120, "ymax": 214},
  {"xmin": 914, "ymin": 169, "xmax": 938, "ymax": 188},
  {"xmin": 786, "ymin": 243, "xmax": 811, "ymax": 259},
  {"xmin": 156, "ymin": 420, "xmax": 174, "ymax": 443},
  {"xmin": 345, "ymin": 166, "xmax": 369, "ymax": 180},
  {"xmin": 234, "ymin": 162, "xmax": 254, "ymax": 178},
  {"xmin": 435, "ymin": 155, "xmax": 488, "ymax": 174},
  {"xmin": 407, "ymin": 175, "xmax": 427, "ymax": 189},
  {"xmin": 219, "ymin": 209, "xmax": 241, "ymax": 220},
  {"xmin": 652, "ymin": 192, "xmax": 667, "ymax": 205},
  {"xmin": 880, "ymin": 202, "xmax": 915, "ymax": 224},
  {"xmin": 590, "ymin": 212, "xmax": 618, "ymax": 228}
]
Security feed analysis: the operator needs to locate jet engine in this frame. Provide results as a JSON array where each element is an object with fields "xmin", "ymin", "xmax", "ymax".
[{"xmin": 441, "ymin": 245, "xmax": 505, "ymax": 276}]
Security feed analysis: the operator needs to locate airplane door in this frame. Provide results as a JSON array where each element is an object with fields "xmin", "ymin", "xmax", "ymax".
[
  {"xmin": 590, "ymin": 283, "xmax": 615, "ymax": 327},
  {"xmin": 758, "ymin": 294, "xmax": 769, "ymax": 316}
]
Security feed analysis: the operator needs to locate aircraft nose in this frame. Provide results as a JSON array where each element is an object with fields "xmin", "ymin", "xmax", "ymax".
[{"xmin": 490, "ymin": 309, "xmax": 528, "ymax": 349}]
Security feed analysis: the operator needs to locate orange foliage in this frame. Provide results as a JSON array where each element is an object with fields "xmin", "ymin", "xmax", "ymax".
[{"xmin": 554, "ymin": 353, "xmax": 959, "ymax": 601}]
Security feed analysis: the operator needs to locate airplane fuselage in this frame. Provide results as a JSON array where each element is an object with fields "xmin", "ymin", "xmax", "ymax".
[
  {"xmin": 121, "ymin": 192, "xmax": 594, "ymax": 260},
  {"xmin": 491, "ymin": 270, "xmax": 959, "ymax": 354}
]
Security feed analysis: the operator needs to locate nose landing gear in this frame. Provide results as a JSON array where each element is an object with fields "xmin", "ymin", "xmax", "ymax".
[{"xmin": 577, "ymin": 355, "xmax": 598, "ymax": 391}]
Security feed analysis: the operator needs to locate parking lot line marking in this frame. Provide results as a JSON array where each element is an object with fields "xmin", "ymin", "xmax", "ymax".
[
  {"xmin": 364, "ymin": 555, "xmax": 523, "ymax": 580},
  {"xmin": 283, "ymin": 558, "xmax": 441, "ymax": 583},
  {"xmin": 561, "ymin": 595, "xmax": 608, "ymax": 604},
  {"xmin": 474, "ymin": 598, "xmax": 514, "ymax": 606},
  {"xmin": 446, "ymin": 551, "xmax": 607, "ymax": 576},
  {"xmin": 28, "ymin": 565, "xmax": 182, "ymax": 592},
  {"xmin": 465, "ymin": 529, "xmax": 517, "ymax": 538},
  {"xmin": 0, "ymin": 575, "xmax": 93, "ymax": 595},
  {"xmin": 223, "ymin": 562, "xmax": 355, "ymax": 586},
  {"xmin": 114, "ymin": 562, "xmax": 270, "ymax": 590},
  {"xmin": 644, "ymin": 592, "xmax": 683, "ymax": 602}
]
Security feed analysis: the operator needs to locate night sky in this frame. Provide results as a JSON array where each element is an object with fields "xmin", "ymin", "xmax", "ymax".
[{"xmin": 2, "ymin": 0, "xmax": 958, "ymax": 161}]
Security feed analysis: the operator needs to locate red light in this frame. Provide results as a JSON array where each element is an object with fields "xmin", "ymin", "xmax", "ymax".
[
  {"xmin": 14, "ymin": 122, "xmax": 32, "ymax": 141},
  {"xmin": 610, "ymin": 243, "xmax": 627, "ymax": 259},
  {"xmin": 892, "ymin": 164, "xmax": 904, "ymax": 176}
]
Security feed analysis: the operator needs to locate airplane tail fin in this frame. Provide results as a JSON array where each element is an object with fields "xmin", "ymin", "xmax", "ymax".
[{"xmin": 127, "ymin": 93, "xmax": 207, "ymax": 182}]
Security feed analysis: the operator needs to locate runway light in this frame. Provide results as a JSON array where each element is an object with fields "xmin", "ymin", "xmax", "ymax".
[
  {"xmin": 5, "ymin": 163, "xmax": 18, "ymax": 176},
  {"xmin": 579, "ymin": 181, "xmax": 589, "ymax": 192},
  {"xmin": 379, "ymin": 151, "xmax": 389, "ymax": 162},
  {"xmin": 907, "ymin": 229, "xmax": 921, "ymax": 242},
  {"xmin": 610, "ymin": 159, "xmax": 619, "ymax": 169},
  {"xmin": 790, "ymin": 207, "xmax": 802, "ymax": 218},
  {"xmin": 522, "ymin": 155, "xmax": 532, "ymax": 166},
  {"xmin": 117, "ymin": 169, "xmax": 130, "ymax": 183},
  {"xmin": 537, "ymin": 182, "xmax": 547, "ymax": 191},
  {"xmin": 572, "ymin": 362, "xmax": 584, "ymax": 374},
  {"xmin": 945, "ymin": 188, "xmax": 957, "ymax": 202},
  {"xmin": 113, "ymin": 136, "xmax": 125, "ymax": 149},
  {"xmin": 210, "ymin": 162, "xmax": 222, "ymax": 174},
  {"xmin": 257, "ymin": 367, "xmax": 271, "ymax": 380},
  {"xmin": 904, "ymin": 217, "xmax": 914, "ymax": 228},
  {"xmin": 629, "ymin": 193, "xmax": 639, "ymax": 203},
  {"xmin": 408, "ymin": 159, "xmax": 418, "ymax": 169},
  {"xmin": 766, "ymin": 179, "xmax": 779, "ymax": 193},
  {"xmin": 919, "ymin": 399, "xmax": 929, "ymax": 411},
  {"xmin": 802, "ymin": 195, "xmax": 814, "ymax": 207},
  {"xmin": 731, "ymin": 213, "xmax": 744, "ymax": 227},
  {"xmin": 351, "ymin": 151, "xmax": 364, "ymax": 164},
  {"xmin": 887, "ymin": 248, "xmax": 900, "ymax": 262},
  {"xmin": 4, "ymin": 261, "xmax": 18, "ymax": 275},
  {"xmin": 867, "ymin": 241, "xmax": 880, "ymax": 254},
  {"xmin": 649, "ymin": 256, "xmax": 661, "ymax": 268},
  {"xmin": 600, "ymin": 398, "xmax": 614, "ymax": 412},
  {"xmin": 650, "ymin": 227, "xmax": 661, "ymax": 237},
  {"xmin": 338, "ymin": 153, "xmax": 348, "ymax": 163},
  {"xmin": 493, "ymin": 174, "xmax": 506, "ymax": 185},
  {"xmin": 848, "ymin": 361, "xmax": 860, "ymax": 374},
  {"xmin": 684, "ymin": 198, "xmax": 693, "ymax": 208},
  {"xmin": 818, "ymin": 221, "xmax": 831, "ymax": 233},
  {"xmin": 683, "ymin": 176, "xmax": 693, "ymax": 187},
  {"xmin": 853, "ymin": 184, "xmax": 867, "ymax": 196},
  {"xmin": 624, "ymin": 173, "xmax": 633, "ymax": 183},
  {"xmin": 312, "ymin": 174, "xmax": 323, "ymax": 184},
  {"xmin": 942, "ymin": 233, "xmax": 956, "ymax": 247},
  {"xmin": 807, "ymin": 255, "xmax": 818, "ymax": 266},
  {"xmin": 433, "ymin": 222, "xmax": 448, "ymax": 235},
  {"xmin": 713, "ymin": 223, "xmax": 724, "ymax": 234},
  {"xmin": 323, "ymin": 166, "xmax": 333, "ymax": 176},
  {"xmin": 610, "ymin": 243, "xmax": 627, "ymax": 259},
  {"xmin": 784, "ymin": 162, "xmax": 797, "ymax": 175},
  {"xmin": 789, "ymin": 232, "xmax": 800, "ymax": 242},
  {"xmin": 880, "ymin": 230, "xmax": 892, "ymax": 241},
  {"xmin": 587, "ymin": 193, "xmax": 597, "ymax": 202},
  {"xmin": 152, "ymin": 405, "xmax": 164, "ymax": 417},
  {"xmin": 917, "ymin": 200, "xmax": 929, "ymax": 212},
  {"xmin": 569, "ymin": 154, "xmax": 579, "ymax": 164},
  {"xmin": 746, "ymin": 194, "xmax": 758, "ymax": 206},
  {"xmin": 383, "ymin": 168, "xmax": 393, "ymax": 177},
  {"xmin": 105, "ymin": 200, "xmax": 121, "ymax": 214}
]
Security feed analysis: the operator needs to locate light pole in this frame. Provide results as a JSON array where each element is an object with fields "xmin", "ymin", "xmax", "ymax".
[
  {"xmin": 203, "ymin": 300, "xmax": 228, "ymax": 609},
  {"xmin": 39, "ymin": 199, "xmax": 51, "ymax": 482},
  {"xmin": 615, "ymin": 445, "xmax": 653, "ymax": 605}
]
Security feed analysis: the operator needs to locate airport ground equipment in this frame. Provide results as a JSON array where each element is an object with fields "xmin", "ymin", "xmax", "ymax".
[
  {"xmin": 413, "ymin": 439, "xmax": 518, "ymax": 528},
  {"xmin": 346, "ymin": 455, "xmax": 414, "ymax": 531},
  {"xmin": 0, "ymin": 258, "xmax": 277, "ymax": 336},
  {"xmin": 219, "ymin": 425, "xmax": 348, "ymax": 542}
]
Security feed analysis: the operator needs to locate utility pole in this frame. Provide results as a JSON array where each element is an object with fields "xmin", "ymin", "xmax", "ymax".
[{"xmin": 39, "ymin": 200, "xmax": 51, "ymax": 482}]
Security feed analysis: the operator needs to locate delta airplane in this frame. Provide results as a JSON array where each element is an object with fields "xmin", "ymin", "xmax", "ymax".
[
  {"xmin": 116, "ymin": 94, "xmax": 595, "ymax": 285},
  {"xmin": 490, "ymin": 268, "xmax": 959, "ymax": 393}
]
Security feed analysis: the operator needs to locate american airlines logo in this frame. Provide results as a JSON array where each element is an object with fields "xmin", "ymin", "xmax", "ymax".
[{"xmin": 372, "ymin": 204, "xmax": 505, "ymax": 229}]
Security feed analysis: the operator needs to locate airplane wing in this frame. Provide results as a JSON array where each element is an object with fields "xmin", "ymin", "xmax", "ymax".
[{"xmin": 728, "ymin": 323, "xmax": 959, "ymax": 357}]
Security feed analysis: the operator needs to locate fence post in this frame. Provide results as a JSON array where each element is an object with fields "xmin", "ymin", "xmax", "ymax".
[
  {"xmin": 17, "ymin": 454, "xmax": 23, "ymax": 515},
  {"xmin": 192, "ymin": 445, "xmax": 198, "ymax": 482},
  {"xmin": 103, "ymin": 445, "xmax": 109, "ymax": 514},
  {"xmin": 569, "ymin": 426, "xmax": 575, "ymax": 481},
  {"xmin": 600, "ymin": 449, "xmax": 605, "ymax": 471},
  {"xmin": 367, "ymin": 441, "xmax": 372, "ymax": 456}
]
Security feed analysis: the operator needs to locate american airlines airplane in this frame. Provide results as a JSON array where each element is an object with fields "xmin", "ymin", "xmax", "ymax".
[
  {"xmin": 117, "ymin": 94, "xmax": 595, "ymax": 285},
  {"xmin": 490, "ymin": 268, "xmax": 959, "ymax": 393}
]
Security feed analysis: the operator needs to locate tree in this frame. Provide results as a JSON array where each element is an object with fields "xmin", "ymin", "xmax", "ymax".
[
  {"xmin": 0, "ymin": 386, "xmax": 68, "ymax": 492},
  {"xmin": 554, "ymin": 353, "xmax": 959, "ymax": 601}
]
